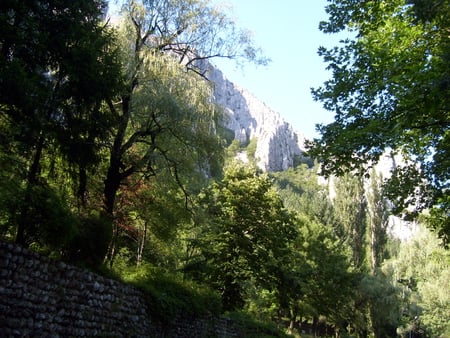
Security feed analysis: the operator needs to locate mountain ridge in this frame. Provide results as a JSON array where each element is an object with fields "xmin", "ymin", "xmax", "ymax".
[{"xmin": 206, "ymin": 63, "xmax": 308, "ymax": 172}]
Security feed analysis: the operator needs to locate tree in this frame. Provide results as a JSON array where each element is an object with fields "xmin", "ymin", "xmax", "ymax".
[
  {"xmin": 111, "ymin": 172, "xmax": 193, "ymax": 268},
  {"xmin": 333, "ymin": 173, "xmax": 367, "ymax": 269},
  {"xmin": 307, "ymin": 0, "xmax": 450, "ymax": 245},
  {"xmin": 0, "ymin": 0, "xmax": 122, "ymax": 247},
  {"xmin": 357, "ymin": 272, "xmax": 402, "ymax": 338},
  {"xmin": 365, "ymin": 169, "xmax": 393, "ymax": 337},
  {"xmin": 102, "ymin": 0, "xmax": 268, "ymax": 263},
  {"xmin": 367, "ymin": 169, "xmax": 389, "ymax": 274},
  {"xmin": 384, "ymin": 225, "xmax": 450, "ymax": 337},
  {"xmin": 277, "ymin": 215, "xmax": 355, "ymax": 336},
  {"xmin": 331, "ymin": 173, "xmax": 371, "ymax": 336},
  {"xmin": 190, "ymin": 162, "xmax": 296, "ymax": 311},
  {"xmin": 103, "ymin": 49, "xmax": 224, "ymax": 265},
  {"xmin": 274, "ymin": 166, "xmax": 378, "ymax": 336},
  {"xmin": 272, "ymin": 164, "xmax": 339, "ymax": 230}
]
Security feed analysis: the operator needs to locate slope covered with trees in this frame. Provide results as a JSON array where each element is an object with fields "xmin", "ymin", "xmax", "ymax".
[{"xmin": 0, "ymin": 1, "xmax": 448, "ymax": 337}]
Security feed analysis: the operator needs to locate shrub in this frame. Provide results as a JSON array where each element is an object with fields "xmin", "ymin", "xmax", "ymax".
[
  {"xmin": 120, "ymin": 264, "xmax": 222, "ymax": 324},
  {"xmin": 65, "ymin": 211, "xmax": 112, "ymax": 268},
  {"xmin": 226, "ymin": 311, "xmax": 291, "ymax": 338}
]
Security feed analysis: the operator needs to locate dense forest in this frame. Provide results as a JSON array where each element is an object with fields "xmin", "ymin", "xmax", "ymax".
[{"xmin": 0, "ymin": 0, "xmax": 449, "ymax": 337}]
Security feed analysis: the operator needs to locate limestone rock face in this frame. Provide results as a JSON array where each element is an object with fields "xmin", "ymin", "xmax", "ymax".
[{"xmin": 206, "ymin": 64, "xmax": 306, "ymax": 172}]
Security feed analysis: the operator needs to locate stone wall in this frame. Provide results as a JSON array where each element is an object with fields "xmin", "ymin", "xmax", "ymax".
[{"xmin": 0, "ymin": 241, "xmax": 238, "ymax": 337}]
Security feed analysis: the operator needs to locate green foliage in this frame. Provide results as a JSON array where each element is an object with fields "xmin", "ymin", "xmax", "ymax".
[
  {"xmin": 333, "ymin": 173, "xmax": 367, "ymax": 269},
  {"xmin": 383, "ymin": 225, "xmax": 450, "ymax": 337},
  {"xmin": 272, "ymin": 164, "xmax": 338, "ymax": 228},
  {"xmin": 291, "ymin": 215, "xmax": 355, "ymax": 325},
  {"xmin": 246, "ymin": 137, "xmax": 258, "ymax": 161},
  {"xmin": 358, "ymin": 273, "xmax": 402, "ymax": 337},
  {"xmin": 12, "ymin": 184, "xmax": 79, "ymax": 254},
  {"xmin": 0, "ymin": 0, "xmax": 123, "ymax": 247},
  {"xmin": 65, "ymin": 212, "xmax": 113, "ymax": 268},
  {"xmin": 109, "ymin": 174, "xmax": 194, "ymax": 268},
  {"xmin": 225, "ymin": 311, "xmax": 291, "ymax": 338},
  {"xmin": 271, "ymin": 164, "xmax": 358, "ymax": 332},
  {"xmin": 366, "ymin": 169, "xmax": 389, "ymax": 273},
  {"xmin": 308, "ymin": 0, "xmax": 450, "ymax": 244},
  {"xmin": 0, "ymin": 160, "xmax": 22, "ymax": 240},
  {"xmin": 244, "ymin": 286, "xmax": 279, "ymax": 321},
  {"xmin": 189, "ymin": 162, "xmax": 297, "ymax": 311},
  {"xmin": 0, "ymin": 0, "xmax": 122, "ymax": 166},
  {"xmin": 225, "ymin": 139, "xmax": 242, "ymax": 160},
  {"xmin": 118, "ymin": 264, "xmax": 222, "ymax": 324}
]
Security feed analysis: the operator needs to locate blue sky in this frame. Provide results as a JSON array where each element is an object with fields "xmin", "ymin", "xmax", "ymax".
[{"xmin": 212, "ymin": 0, "xmax": 343, "ymax": 139}]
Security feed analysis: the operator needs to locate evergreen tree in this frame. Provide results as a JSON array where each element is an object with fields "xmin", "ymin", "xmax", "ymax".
[
  {"xmin": 367, "ymin": 169, "xmax": 389, "ymax": 274},
  {"xmin": 0, "ymin": 0, "xmax": 122, "ymax": 249},
  {"xmin": 333, "ymin": 173, "xmax": 367, "ymax": 269}
]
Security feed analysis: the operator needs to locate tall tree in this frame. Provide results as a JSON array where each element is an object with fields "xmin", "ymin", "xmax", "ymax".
[
  {"xmin": 333, "ymin": 173, "xmax": 367, "ymax": 269},
  {"xmin": 358, "ymin": 272, "xmax": 402, "ymax": 338},
  {"xmin": 102, "ymin": 0, "xmax": 268, "ymax": 263},
  {"xmin": 365, "ymin": 169, "xmax": 392, "ymax": 337},
  {"xmin": 0, "ymin": 0, "xmax": 122, "ymax": 247},
  {"xmin": 278, "ymin": 215, "xmax": 355, "ymax": 336},
  {"xmin": 307, "ymin": 0, "xmax": 450, "ymax": 245},
  {"xmin": 190, "ymin": 162, "xmax": 296, "ymax": 311},
  {"xmin": 367, "ymin": 169, "xmax": 389, "ymax": 274}
]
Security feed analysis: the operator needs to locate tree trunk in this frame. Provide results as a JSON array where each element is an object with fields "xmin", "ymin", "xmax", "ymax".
[
  {"xmin": 77, "ymin": 165, "xmax": 88, "ymax": 209},
  {"xmin": 335, "ymin": 326, "xmax": 340, "ymax": 338},
  {"xmin": 104, "ymin": 160, "xmax": 122, "ymax": 216},
  {"xmin": 288, "ymin": 308, "xmax": 298, "ymax": 335},
  {"xmin": 15, "ymin": 134, "xmax": 44, "ymax": 246},
  {"xmin": 136, "ymin": 220, "xmax": 148, "ymax": 266},
  {"xmin": 103, "ymin": 95, "xmax": 132, "ymax": 266},
  {"xmin": 103, "ymin": 161, "xmax": 122, "ymax": 267},
  {"xmin": 313, "ymin": 316, "xmax": 318, "ymax": 337}
]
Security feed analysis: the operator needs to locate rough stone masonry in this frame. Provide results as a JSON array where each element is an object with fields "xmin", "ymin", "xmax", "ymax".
[{"xmin": 0, "ymin": 241, "xmax": 239, "ymax": 337}]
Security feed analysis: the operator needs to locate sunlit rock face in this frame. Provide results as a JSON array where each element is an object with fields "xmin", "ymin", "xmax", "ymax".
[{"xmin": 206, "ymin": 64, "xmax": 307, "ymax": 172}]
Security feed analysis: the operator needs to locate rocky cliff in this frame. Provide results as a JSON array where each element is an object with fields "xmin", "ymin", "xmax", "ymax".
[{"xmin": 206, "ymin": 64, "xmax": 307, "ymax": 172}]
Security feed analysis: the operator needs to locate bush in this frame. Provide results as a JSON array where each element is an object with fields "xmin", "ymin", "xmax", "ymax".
[
  {"xmin": 120, "ymin": 264, "xmax": 222, "ymax": 324},
  {"xmin": 226, "ymin": 311, "xmax": 291, "ymax": 338},
  {"xmin": 17, "ymin": 184, "xmax": 79, "ymax": 254},
  {"xmin": 65, "ymin": 211, "xmax": 112, "ymax": 268}
]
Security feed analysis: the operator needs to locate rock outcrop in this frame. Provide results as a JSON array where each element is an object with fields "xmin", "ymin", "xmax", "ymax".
[{"xmin": 206, "ymin": 64, "xmax": 307, "ymax": 172}]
